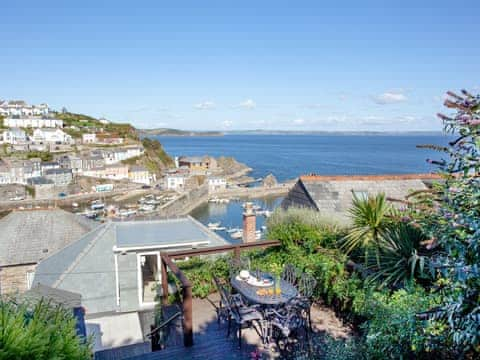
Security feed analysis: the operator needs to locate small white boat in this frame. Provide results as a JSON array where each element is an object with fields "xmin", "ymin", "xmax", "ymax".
[
  {"xmin": 119, "ymin": 209, "xmax": 137, "ymax": 217},
  {"xmin": 261, "ymin": 225, "xmax": 267, "ymax": 231},
  {"xmin": 212, "ymin": 226, "xmax": 227, "ymax": 231},
  {"xmin": 91, "ymin": 202, "xmax": 105, "ymax": 210},
  {"xmin": 140, "ymin": 204, "xmax": 155, "ymax": 212},
  {"xmin": 227, "ymin": 227, "xmax": 241, "ymax": 233},
  {"xmin": 208, "ymin": 222, "xmax": 221, "ymax": 229},
  {"xmin": 82, "ymin": 210, "xmax": 98, "ymax": 219},
  {"xmin": 230, "ymin": 230, "xmax": 243, "ymax": 239}
]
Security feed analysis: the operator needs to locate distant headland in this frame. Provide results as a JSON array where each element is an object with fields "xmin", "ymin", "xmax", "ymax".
[{"xmin": 138, "ymin": 128, "xmax": 224, "ymax": 137}]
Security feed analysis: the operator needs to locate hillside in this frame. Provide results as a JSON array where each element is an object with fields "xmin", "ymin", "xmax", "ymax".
[
  {"xmin": 139, "ymin": 128, "xmax": 223, "ymax": 137},
  {"xmin": 56, "ymin": 112, "xmax": 139, "ymax": 141},
  {"xmin": 122, "ymin": 138, "xmax": 174, "ymax": 175}
]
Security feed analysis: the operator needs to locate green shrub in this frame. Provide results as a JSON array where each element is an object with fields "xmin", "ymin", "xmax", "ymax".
[
  {"xmin": 0, "ymin": 299, "xmax": 91, "ymax": 359},
  {"xmin": 267, "ymin": 207, "xmax": 345, "ymax": 250}
]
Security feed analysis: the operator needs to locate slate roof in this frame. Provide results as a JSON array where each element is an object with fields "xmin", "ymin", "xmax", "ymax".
[
  {"xmin": 115, "ymin": 218, "xmax": 221, "ymax": 249},
  {"xmin": 33, "ymin": 217, "xmax": 228, "ymax": 314},
  {"xmin": 20, "ymin": 284, "xmax": 82, "ymax": 308},
  {"xmin": 282, "ymin": 174, "xmax": 439, "ymax": 221},
  {"xmin": 0, "ymin": 209, "xmax": 99, "ymax": 266},
  {"xmin": 44, "ymin": 168, "xmax": 72, "ymax": 175},
  {"xmin": 27, "ymin": 177, "xmax": 54, "ymax": 185}
]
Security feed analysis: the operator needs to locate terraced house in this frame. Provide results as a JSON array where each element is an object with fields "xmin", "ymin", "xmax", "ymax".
[
  {"xmin": 0, "ymin": 209, "xmax": 98, "ymax": 295},
  {"xmin": 32, "ymin": 217, "xmax": 228, "ymax": 355}
]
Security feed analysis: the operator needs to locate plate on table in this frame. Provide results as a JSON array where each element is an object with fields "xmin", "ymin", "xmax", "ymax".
[{"xmin": 246, "ymin": 276, "xmax": 274, "ymax": 287}]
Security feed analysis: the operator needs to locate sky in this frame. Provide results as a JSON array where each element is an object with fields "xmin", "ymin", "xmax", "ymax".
[{"xmin": 1, "ymin": 0, "xmax": 479, "ymax": 131}]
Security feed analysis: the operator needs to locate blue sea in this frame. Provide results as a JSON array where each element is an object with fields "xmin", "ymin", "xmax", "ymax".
[
  {"xmin": 154, "ymin": 134, "xmax": 450, "ymax": 182},
  {"xmin": 151, "ymin": 133, "xmax": 451, "ymax": 242}
]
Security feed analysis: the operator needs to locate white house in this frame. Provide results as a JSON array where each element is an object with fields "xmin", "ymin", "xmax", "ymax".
[
  {"xmin": 82, "ymin": 133, "xmax": 97, "ymax": 144},
  {"xmin": 0, "ymin": 161, "xmax": 11, "ymax": 184},
  {"xmin": 1, "ymin": 128, "xmax": 27, "ymax": 144},
  {"xmin": 0, "ymin": 101, "xmax": 49, "ymax": 117},
  {"xmin": 102, "ymin": 147, "xmax": 144, "ymax": 165},
  {"xmin": 41, "ymin": 161, "xmax": 61, "ymax": 176},
  {"xmin": 128, "ymin": 166, "xmax": 154, "ymax": 185},
  {"xmin": 208, "ymin": 177, "xmax": 227, "ymax": 192},
  {"xmin": 33, "ymin": 128, "xmax": 72, "ymax": 144},
  {"xmin": 165, "ymin": 174, "xmax": 186, "ymax": 191},
  {"xmin": 3, "ymin": 159, "xmax": 42, "ymax": 184},
  {"xmin": 126, "ymin": 146, "xmax": 144, "ymax": 158},
  {"xmin": 4, "ymin": 117, "xmax": 62, "ymax": 128}
]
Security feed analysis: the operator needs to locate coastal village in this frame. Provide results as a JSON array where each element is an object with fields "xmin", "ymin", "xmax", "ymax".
[
  {"xmin": 2, "ymin": 2, "xmax": 478, "ymax": 359},
  {"xmin": 0, "ymin": 99, "xmax": 270, "ymax": 220},
  {"xmin": 0, "ymin": 98, "xmax": 448, "ymax": 359}
]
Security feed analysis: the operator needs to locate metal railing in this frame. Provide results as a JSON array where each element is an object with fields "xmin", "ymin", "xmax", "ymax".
[{"xmin": 159, "ymin": 240, "xmax": 281, "ymax": 347}]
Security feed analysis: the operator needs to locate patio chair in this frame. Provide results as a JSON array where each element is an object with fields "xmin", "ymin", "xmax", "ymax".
[
  {"xmin": 281, "ymin": 263, "xmax": 299, "ymax": 286},
  {"xmin": 212, "ymin": 276, "xmax": 253, "ymax": 322},
  {"xmin": 266, "ymin": 305, "xmax": 307, "ymax": 354},
  {"xmin": 296, "ymin": 273, "xmax": 317, "ymax": 331},
  {"xmin": 225, "ymin": 295, "xmax": 264, "ymax": 349}
]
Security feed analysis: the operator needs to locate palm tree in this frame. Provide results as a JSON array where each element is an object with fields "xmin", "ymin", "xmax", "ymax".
[
  {"xmin": 365, "ymin": 223, "xmax": 430, "ymax": 288},
  {"xmin": 342, "ymin": 192, "xmax": 392, "ymax": 264}
]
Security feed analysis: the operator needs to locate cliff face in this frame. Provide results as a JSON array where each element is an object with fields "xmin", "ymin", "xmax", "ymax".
[
  {"xmin": 216, "ymin": 156, "xmax": 251, "ymax": 176},
  {"xmin": 121, "ymin": 138, "xmax": 174, "ymax": 175}
]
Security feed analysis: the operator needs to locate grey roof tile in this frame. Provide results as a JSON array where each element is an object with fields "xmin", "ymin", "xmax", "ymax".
[{"xmin": 0, "ymin": 209, "xmax": 99, "ymax": 266}]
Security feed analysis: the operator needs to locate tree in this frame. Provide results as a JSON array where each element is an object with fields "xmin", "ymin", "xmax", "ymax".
[
  {"xmin": 422, "ymin": 90, "xmax": 480, "ymax": 354},
  {"xmin": 342, "ymin": 192, "xmax": 392, "ymax": 265},
  {"xmin": 0, "ymin": 298, "xmax": 91, "ymax": 359}
]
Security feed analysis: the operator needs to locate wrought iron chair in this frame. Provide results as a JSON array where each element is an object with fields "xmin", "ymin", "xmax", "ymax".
[
  {"xmin": 209, "ymin": 277, "xmax": 232, "ymax": 325},
  {"xmin": 296, "ymin": 273, "xmax": 317, "ymax": 331},
  {"xmin": 215, "ymin": 280, "xmax": 263, "ymax": 349},
  {"xmin": 266, "ymin": 304, "xmax": 307, "ymax": 355},
  {"xmin": 227, "ymin": 301, "xmax": 264, "ymax": 349},
  {"xmin": 281, "ymin": 263, "xmax": 299, "ymax": 286}
]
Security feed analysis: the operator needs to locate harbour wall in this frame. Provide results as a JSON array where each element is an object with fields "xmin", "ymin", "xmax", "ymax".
[{"xmin": 212, "ymin": 182, "xmax": 295, "ymax": 199}]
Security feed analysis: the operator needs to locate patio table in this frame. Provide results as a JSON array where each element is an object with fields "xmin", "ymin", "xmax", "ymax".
[
  {"xmin": 231, "ymin": 272, "xmax": 298, "ymax": 345},
  {"xmin": 230, "ymin": 273, "xmax": 297, "ymax": 306}
]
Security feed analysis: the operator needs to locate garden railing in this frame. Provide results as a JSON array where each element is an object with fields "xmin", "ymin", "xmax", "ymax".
[{"xmin": 159, "ymin": 240, "xmax": 281, "ymax": 347}]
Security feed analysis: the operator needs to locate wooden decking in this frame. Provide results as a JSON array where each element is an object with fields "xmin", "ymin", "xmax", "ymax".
[{"xmin": 129, "ymin": 294, "xmax": 353, "ymax": 360}]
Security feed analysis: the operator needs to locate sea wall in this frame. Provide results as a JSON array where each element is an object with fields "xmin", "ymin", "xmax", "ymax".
[
  {"xmin": 157, "ymin": 184, "xmax": 209, "ymax": 217},
  {"xmin": 213, "ymin": 182, "xmax": 294, "ymax": 199}
]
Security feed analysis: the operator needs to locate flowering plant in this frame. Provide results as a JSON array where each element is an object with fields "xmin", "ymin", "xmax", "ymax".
[{"xmin": 421, "ymin": 90, "xmax": 480, "ymax": 355}]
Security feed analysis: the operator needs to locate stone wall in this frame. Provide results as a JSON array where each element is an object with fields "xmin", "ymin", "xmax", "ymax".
[
  {"xmin": 0, "ymin": 263, "xmax": 36, "ymax": 295},
  {"xmin": 157, "ymin": 184, "xmax": 209, "ymax": 217}
]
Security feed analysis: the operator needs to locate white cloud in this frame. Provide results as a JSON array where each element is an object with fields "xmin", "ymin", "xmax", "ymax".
[
  {"xmin": 194, "ymin": 101, "xmax": 215, "ymax": 110},
  {"xmin": 293, "ymin": 118, "xmax": 305, "ymax": 125},
  {"xmin": 372, "ymin": 90, "xmax": 408, "ymax": 105},
  {"xmin": 237, "ymin": 99, "xmax": 256, "ymax": 109},
  {"xmin": 222, "ymin": 120, "xmax": 233, "ymax": 128}
]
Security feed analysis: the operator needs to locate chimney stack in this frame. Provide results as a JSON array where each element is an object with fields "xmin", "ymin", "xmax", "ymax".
[{"xmin": 242, "ymin": 202, "xmax": 256, "ymax": 243}]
